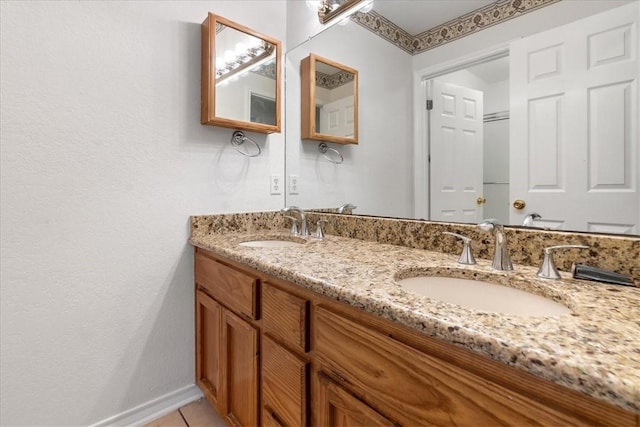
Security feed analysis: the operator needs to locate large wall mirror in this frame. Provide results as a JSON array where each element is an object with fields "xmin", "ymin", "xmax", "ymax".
[
  {"xmin": 301, "ymin": 54, "xmax": 358, "ymax": 144},
  {"xmin": 284, "ymin": 0, "xmax": 639, "ymax": 236},
  {"xmin": 202, "ymin": 13, "xmax": 282, "ymax": 133}
]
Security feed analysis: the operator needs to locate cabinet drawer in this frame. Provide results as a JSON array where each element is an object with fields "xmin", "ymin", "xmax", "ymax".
[
  {"xmin": 262, "ymin": 336, "xmax": 308, "ymax": 427},
  {"xmin": 262, "ymin": 282, "xmax": 308, "ymax": 353},
  {"xmin": 195, "ymin": 251, "xmax": 258, "ymax": 319},
  {"xmin": 314, "ymin": 307, "xmax": 587, "ymax": 427},
  {"xmin": 316, "ymin": 373, "xmax": 396, "ymax": 427}
]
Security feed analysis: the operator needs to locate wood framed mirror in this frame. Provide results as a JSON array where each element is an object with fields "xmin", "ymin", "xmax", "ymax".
[
  {"xmin": 301, "ymin": 54, "xmax": 358, "ymax": 145},
  {"xmin": 201, "ymin": 13, "xmax": 282, "ymax": 134}
]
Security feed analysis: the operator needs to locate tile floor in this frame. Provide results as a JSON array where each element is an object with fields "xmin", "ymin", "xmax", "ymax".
[{"xmin": 144, "ymin": 398, "xmax": 226, "ymax": 427}]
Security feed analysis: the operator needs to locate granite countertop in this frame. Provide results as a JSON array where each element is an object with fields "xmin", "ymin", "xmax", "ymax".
[{"xmin": 190, "ymin": 230, "xmax": 640, "ymax": 413}]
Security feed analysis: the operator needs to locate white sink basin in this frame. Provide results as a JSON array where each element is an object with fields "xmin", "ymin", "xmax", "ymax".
[
  {"xmin": 239, "ymin": 240, "xmax": 304, "ymax": 248},
  {"xmin": 398, "ymin": 276, "xmax": 570, "ymax": 316}
]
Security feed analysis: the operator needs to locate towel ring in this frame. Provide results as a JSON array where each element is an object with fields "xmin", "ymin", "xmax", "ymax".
[
  {"xmin": 231, "ymin": 131, "xmax": 261, "ymax": 157},
  {"xmin": 318, "ymin": 143, "xmax": 343, "ymax": 164}
]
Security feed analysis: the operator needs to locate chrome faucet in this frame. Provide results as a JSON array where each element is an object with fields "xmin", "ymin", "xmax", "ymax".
[
  {"xmin": 477, "ymin": 219, "xmax": 513, "ymax": 271},
  {"xmin": 522, "ymin": 212, "xmax": 541, "ymax": 227},
  {"xmin": 337, "ymin": 203, "xmax": 357, "ymax": 214},
  {"xmin": 281, "ymin": 206, "xmax": 309, "ymax": 237}
]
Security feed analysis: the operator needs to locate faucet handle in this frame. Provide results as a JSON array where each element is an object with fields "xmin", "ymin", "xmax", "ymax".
[
  {"xmin": 537, "ymin": 245, "xmax": 589, "ymax": 279},
  {"xmin": 314, "ymin": 220, "xmax": 328, "ymax": 239},
  {"xmin": 442, "ymin": 232, "xmax": 476, "ymax": 265},
  {"xmin": 283, "ymin": 215, "xmax": 299, "ymax": 236}
]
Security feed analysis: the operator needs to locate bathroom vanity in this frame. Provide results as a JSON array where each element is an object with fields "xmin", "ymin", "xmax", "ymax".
[{"xmin": 190, "ymin": 212, "xmax": 640, "ymax": 426}]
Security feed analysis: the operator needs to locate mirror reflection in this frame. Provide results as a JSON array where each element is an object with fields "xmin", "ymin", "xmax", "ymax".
[
  {"xmin": 215, "ymin": 25, "xmax": 277, "ymax": 125},
  {"xmin": 427, "ymin": 56, "xmax": 510, "ymax": 226},
  {"xmin": 201, "ymin": 13, "xmax": 281, "ymax": 133},
  {"xmin": 284, "ymin": 1, "xmax": 639, "ymax": 235},
  {"xmin": 316, "ymin": 0, "xmax": 365, "ymax": 24},
  {"xmin": 301, "ymin": 54, "xmax": 358, "ymax": 143}
]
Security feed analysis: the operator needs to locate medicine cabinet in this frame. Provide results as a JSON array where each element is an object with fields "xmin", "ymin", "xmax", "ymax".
[
  {"xmin": 301, "ymin": 54, "xmax": 358, "ymax": 144},
  {"xmin": 201, "ymin": 13, "xmax": 282, "ymax": 134}
]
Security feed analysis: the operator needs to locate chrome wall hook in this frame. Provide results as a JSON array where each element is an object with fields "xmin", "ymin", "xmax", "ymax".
[{"xmin": 231, "ymin": 131, "xmax": 261, "ymax": 157}]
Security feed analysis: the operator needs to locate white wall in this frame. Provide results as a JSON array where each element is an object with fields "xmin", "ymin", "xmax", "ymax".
[
  {"xmin": 484, "ymin": 79, "xmax": 509, "ymax": 114},
  {"xmin": 286, "ymin": 0, "xmax": 327, "ymax": 49},
  {"xmin": 285, "ymin": 22, "xmax": 414, "ymax": 217},
  {"xmin": 0, "ymin": 1, "xmax": 285, "ymax": 425}
]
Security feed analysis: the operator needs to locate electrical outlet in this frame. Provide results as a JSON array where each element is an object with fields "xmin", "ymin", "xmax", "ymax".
[
  {"xmin": 270, "ymin": 174, "xmax": 281, "ymax": 195},
  {"xmin": 289, "ymin": 174, "xmax": 299, "ymax": 194}
]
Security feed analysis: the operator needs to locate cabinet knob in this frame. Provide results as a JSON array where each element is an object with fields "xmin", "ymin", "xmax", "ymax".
[{"xmin": 476, "ymin": 197, "xmax": 486, "ymax": 205}]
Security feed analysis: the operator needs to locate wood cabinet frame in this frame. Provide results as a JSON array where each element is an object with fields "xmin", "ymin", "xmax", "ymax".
[
  {"xmin": 301, "ymin": 53, "xmax": 358, "ymax": 144},
  {"xmin": 194, "ymin": 247, "xmax": 638, "ymax": 427},
  {"xmin": 201, "ymin": 13, "xmax": 282, "ymax": 134}
]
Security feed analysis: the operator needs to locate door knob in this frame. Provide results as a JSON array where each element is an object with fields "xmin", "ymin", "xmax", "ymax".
[
  {"xmin": 476, "ymin": 197, "xmax": 486, "ymax": 205},
  {"xmin": 513, "ymin": 199, "xmax": 526, "ymax": 210}
]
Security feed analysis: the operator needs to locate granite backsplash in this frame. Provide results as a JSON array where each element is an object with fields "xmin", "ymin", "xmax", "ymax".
[{"xmin": 191, "ymin": 211, "xmax": 639, "ymax": 279}]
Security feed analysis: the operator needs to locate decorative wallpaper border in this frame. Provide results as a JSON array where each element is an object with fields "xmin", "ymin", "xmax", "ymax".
[
  {"xmin": 316, "ymin": 70, "xmax": 355, "ymax": 89},
  {"xmin": 351, "ymin": 0, "xmax": 561, "ymax": 55}
]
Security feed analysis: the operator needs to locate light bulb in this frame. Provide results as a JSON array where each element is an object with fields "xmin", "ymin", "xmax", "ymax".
[
  {"xmin": 248, "ymin": 37, "xmax": 261, "ymax": 49},
  {"xmin": 235, "ymin": 42, "xmax": 247, "ymax": 56}
]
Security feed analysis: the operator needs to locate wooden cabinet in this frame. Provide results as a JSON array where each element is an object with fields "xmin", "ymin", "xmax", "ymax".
[
  {"xmin": 194, "ymin": 248, "xmax": 637, "ymax": 427},
  {"xmin": 314, "ymin": 306, "xmax": 591, "ymax": 426},
  {"xmin": 195, "ymin": 250, "xmax": 260, "ymax": 427},
  {"xmin": 220, "ymin": 309, "xmax": 259, "ymax": 427},
  {"xmin": 201, "ymin": 13, "xmax": 282, "ymax": 134},
  {"xmin": 195, "ymin": 290, "xmax": 222, "ymax": 410},
  {"xmin": 261, "ymin": 336, "xmax": 308, "ymax": 427},
  {"xmin": 262, "ymin": 281, "xmax": 309, "ymax": 353},
  {"xmin": 195, "ymin": 251, "xmax": 258, "ymax": 319},
  {"xmin": 195, "ymin": 289, "xmax": 259, "ymax": 426},
  {"xmin": 315, "ymin": 374, "xmax": 396, "ymax": 427}
]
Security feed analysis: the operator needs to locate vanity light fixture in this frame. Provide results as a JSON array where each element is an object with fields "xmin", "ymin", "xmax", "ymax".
[
  {"xmin": 310, "ymin": 0, "xmax": 374, "ymax": 25},
  {"xmin": 215, "ymin": 40, "xmax": 274, "ymax": 85}
]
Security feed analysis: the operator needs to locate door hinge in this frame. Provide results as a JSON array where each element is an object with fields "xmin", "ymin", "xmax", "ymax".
[{"xmin": 426, "ymin": 100, "xmax": 433, "ymax": 110}]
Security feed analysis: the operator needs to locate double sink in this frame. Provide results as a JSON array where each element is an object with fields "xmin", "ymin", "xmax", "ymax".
[{"xmin": 239, "ymin": 237, "xmax": 571, "ymax": 317}]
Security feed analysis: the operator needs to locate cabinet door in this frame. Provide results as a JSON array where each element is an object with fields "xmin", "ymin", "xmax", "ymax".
[
  {"xmin": 262, "ymin": 335, "xmax": 308, "ymax": 427},
  {"xmin": 221, "ymin": 309, "xmax": 259, "ymax": 427},
  {"xmin": 195, "ymin": 290, "xmax": 222, "ymax": 411},
  {"xmin": 316, "ymin": 374, "xmax": 395, "ymax": 427}
]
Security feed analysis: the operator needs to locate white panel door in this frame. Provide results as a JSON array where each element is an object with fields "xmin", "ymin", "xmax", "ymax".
[
  {"xmin": 430, "ymin": 81, "xmax": 484, "ymax": 223},
  {"xmin": 510, "ymin": 2, "xmax": 639, "ymax": 234},
  {"xmin": 319, "ymin": 95, "xmax": 354, "ymax": 137}
]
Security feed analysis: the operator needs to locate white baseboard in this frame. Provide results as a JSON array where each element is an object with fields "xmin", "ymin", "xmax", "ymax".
[{"xmin": 89, "ymin": 384, "xmax": 203, "ymax": 427}]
